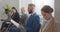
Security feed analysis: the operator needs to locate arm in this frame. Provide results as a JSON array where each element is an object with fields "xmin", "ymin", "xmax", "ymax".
[
  {"xmin": 10, "ymin": 19, "xmax": 26, "ymax": 32},
  {"xmin": 0, "ymin": 19, "xmax": 6, "ymax": 21},
  {"xmin": 10, "ymin": 19, "xmax": 20, "ymax": 28}
]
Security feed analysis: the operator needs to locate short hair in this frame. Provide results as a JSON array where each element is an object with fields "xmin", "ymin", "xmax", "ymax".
[
  {"xmin": 28, "ymin": 4, "xmax": 35, "ymax": 7},
  {"xmin": 5, "ymin": 9, "xmax": 9, "ymax": 12},
  {"xmin": 41, "ymin": 5, "xmax": 53, "ymax": 13},
  {"xmin": 12, "ymin": 7, "xmax": 16, "ymax": 10},
  {"xmin": 21, "ymin": 7, "xmax": 25, "ymax": 12}
]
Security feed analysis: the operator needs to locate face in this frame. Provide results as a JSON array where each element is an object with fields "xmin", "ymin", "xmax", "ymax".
[
  {"xmin": 5, "ymin": 11, "xmax": 8, "ymax": 14},
  {"xmin": 11, "ymin": 9, "xmax": 16, "ymax": 13},
  {"xmin": 21, "ymin": 8, "xmax": 25, "ymax": 14},
  {"xmin": 41, "ymin": 11, "xmax": 51, "ymax": 20},
  {"xmin": 28, "ymin": 6, "xmax": 35, "ymax": 14}
]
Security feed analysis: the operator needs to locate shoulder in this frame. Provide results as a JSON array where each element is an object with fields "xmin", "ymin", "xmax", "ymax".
[
  {"xmin": 52, "ymin": 17, "xmax": 58, "ymax": 23},
  {"xmin": 34, "ymin": 13, "xmax": 40, "ymax": 18},
  {"xmin": 33, "ymin": 13, "xmax": 40, "ymax": 21},
  {"xmin": 52, "ymin": 18, "xmax": 59, "ymax": 32}
]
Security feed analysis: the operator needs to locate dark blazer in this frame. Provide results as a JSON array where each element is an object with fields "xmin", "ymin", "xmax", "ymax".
[
  {"xmin": 20, "ymin": 14, "xmax": 28, "ymax": 25},
  {"xmin": 11, "ymin": 12, "xmax": 20, "ymax": 23},
  {"xmin": 25, "ymin": 13, "xmax": 41, "ymax": 32}
]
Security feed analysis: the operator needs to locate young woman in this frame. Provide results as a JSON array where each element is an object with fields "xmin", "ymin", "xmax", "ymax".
[
  {"xmin": 20, "ymin": 7, "xmax": 28, "ymax": 25},
  {"xmin": 40, "ymin": 5, "xmax": 58, "ymax": 32},
  {"xmin": 11, "ymin": 7, "xmax": 20, "ymax": 23}
]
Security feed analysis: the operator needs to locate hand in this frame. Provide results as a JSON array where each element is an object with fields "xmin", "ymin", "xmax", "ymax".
[{"xmin": 0, "ymin": 19, "xmax": 4, "ymax": 21}]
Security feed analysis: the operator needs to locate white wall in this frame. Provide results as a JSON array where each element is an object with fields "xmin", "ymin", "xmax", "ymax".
[
  {"xmin": 20, "ymin": 0, "xmax": 32, "ymax": 8},
  {"xmin": 0, "ymin": 0, "xmax": 19, "ymax": 28}
]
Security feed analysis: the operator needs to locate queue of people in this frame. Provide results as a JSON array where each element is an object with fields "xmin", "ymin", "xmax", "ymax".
[{"xmin": 0, "ymin": 3, "xmax": 59, "ymax": 32}]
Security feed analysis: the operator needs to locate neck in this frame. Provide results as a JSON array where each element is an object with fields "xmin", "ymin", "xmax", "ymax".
[{"xmin": 31, "ymin": 11, "xmax": 35, "ymax": 14}]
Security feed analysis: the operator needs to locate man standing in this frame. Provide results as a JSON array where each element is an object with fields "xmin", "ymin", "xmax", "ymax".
[{"xmin": 25, "ymin": 4, "xmax": 41, "ymax": 32}]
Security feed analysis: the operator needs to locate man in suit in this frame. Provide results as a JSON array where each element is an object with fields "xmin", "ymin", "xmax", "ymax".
[
  {"xmin": 40, "ymin": 5, "xmax": 58, "ymax": 32},
  {"xmin": 9, "ymin": 4, "xmax": 41, "ymax": 32},
  {"xmin": 24, "ymin": 4, "xmax": 41, "ymax": 32}
]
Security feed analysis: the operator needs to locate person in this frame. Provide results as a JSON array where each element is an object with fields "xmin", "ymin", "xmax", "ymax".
[
  {"xmin": 0, "ymin": 9, "xmax": 11, "ymax": 32},
  {"xmin": 24, "ymin": 4, "xmax": 41, "ymax": 32},
  {"xmin": 9, "ymin": 4, "xmax": 41, "ymax": 32},
  {"xmin": 20, "ymin": 7, "xmax": 28, "ymax": 25},
  {"xmin": 40, "ymin": 5, "xmax": 58, "ymax": 32},
  {"xmin": 9, "ymin": 7, "xmax": 26, "ymax": 32},
  {"xmin": 11, "ymin": 7, "xmax": 20, "ymax": 23}
]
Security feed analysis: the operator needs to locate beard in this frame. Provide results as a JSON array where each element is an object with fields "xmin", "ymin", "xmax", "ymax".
[
  {"xmin": 29, "ymin": 12, "xmax": 32, "ymax": 14},
  {"xmin": 28, "ymin": 10, "xmax": 32, "ymax": 14}
]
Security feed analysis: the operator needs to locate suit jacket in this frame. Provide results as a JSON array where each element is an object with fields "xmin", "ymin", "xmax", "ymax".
[
  {"xmin": 40, "ymin": 18, "xmax": 58, "ymax": 32},
  {"xmin": 25, "ymin": 13, "xmax": 41, "ymax": 32}
]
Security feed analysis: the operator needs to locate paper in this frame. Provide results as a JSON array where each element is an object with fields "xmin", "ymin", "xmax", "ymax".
[{"xmin": 10, "ymin": 19, "xmax": 20, "ymax": 28}]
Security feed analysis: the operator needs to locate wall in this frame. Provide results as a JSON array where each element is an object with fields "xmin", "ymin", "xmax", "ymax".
[
  {"xmin": 55, "ymin": 0, "xmax": 60, "ymax": 23},
  {"xmin": 55, "ymin": 0, "xmax": 60, "ymax": 32}
]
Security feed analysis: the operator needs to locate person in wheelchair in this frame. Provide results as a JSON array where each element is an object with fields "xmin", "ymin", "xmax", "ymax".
[
  {"xmin": 0, "ymin": 7, "xmax": 21, "ymax": 32},
  {"xmin": 0, "ymin": 9, "xmax": 12, "ymax": 32},
  {"xmin": 0, "ymin": 7, "xmax": 22, "ymax": 32}
]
